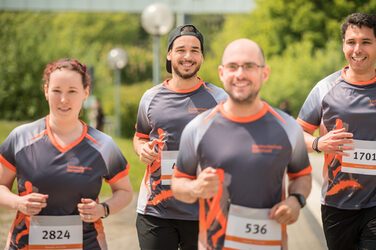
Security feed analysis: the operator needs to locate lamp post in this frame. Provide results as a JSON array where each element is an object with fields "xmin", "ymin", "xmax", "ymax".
[
  {"xmin": 107, "ymin": 47, "xmax": 128, "ymax": 138},
  {"xmin": 141, "ymin": 2, "xmax": 174, "ymax": 85}
]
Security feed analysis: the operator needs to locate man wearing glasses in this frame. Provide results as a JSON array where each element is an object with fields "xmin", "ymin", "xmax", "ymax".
[{"xmin": 171, "ymin": 38, "xmax": 312, "ymax": 249}]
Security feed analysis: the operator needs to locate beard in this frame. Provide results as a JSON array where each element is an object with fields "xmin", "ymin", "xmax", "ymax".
[
  {"xmin": 225, "ymin": 80, "xmax": 260, "ymax": 104},
  {"xmin": 172, "ymin": 61, "xmax": 201, "ymax": 79}
]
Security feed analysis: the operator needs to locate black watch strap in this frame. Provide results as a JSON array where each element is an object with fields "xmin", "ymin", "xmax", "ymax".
[
  {"xmin": 100, "ymin": 202, "xmax": 110, "ymax": 218},
  {"xmin": 289, "ymin": 193, "xmax": 306, "ymax": 208}
]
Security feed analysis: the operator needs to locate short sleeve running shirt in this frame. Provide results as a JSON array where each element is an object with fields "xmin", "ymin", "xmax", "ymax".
[
  {"xmin": 175, "ymin": 101, "xmax": 311, "ymax": 249},
  {"xmin": 135, "ymin": 77, "xmax": 227, "ymax": 220},
  {"xmin": 298, "ymin": 66, "xmax": 376, "ymax": 209},
  {"xmin": 0, "ymin": 116, "xmax": 130, "ymax": 250}
]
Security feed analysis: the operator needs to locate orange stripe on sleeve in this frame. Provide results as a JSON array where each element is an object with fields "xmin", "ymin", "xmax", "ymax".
[
  {"xmin": 105, "ymin": 164, "xmax": 130, "ymax": 184},
  {"xmin": 267, "ymin": 104, "xmax": 286, "ymax": 124},
  {"xmin": 296, "ymin": 118, "xmax": 318, "ymax": 131},
  {"xmin": 135, "ymin": 132, "xmax": 150, "ymax": 139},
  {"xmin": 287, "ymin": 165, "xmax": 312, "ymax": 179},
  {"xmin": 0, "ymin": 154, "xmax": 16, "ymax": 172},
  {"xmin": 173, "ymin": 167, "xmax": 196, "ymax": 180},
  {"xmin": 85, "ymin": 134, "xmax": 102, "ymax": 147}
]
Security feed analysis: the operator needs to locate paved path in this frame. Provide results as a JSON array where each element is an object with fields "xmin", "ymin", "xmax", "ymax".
[{"xmin": 1, "ymin": 153, "xmax": 328, "ymax": 249}]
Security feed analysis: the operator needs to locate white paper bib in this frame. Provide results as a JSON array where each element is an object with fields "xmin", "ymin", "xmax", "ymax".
[
  {"xmin": 161, "ymin": 150, "xmax": 179, "ymax": 185},
  {"xmin": 224, "ymin": 204, "xmax": 282, "ymax": 250},
  {"xmin": 29, "ymin": 215, "xmax": 82, "ymax": 249},
  {"xmin": 342, "ymin": 139, "xmax": 376, "ymax": 175}
]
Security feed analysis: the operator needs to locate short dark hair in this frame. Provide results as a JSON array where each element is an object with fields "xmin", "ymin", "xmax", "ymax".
[{"xmin": 341, "ymin": 13, "xmax": 376, "ymax": 39}]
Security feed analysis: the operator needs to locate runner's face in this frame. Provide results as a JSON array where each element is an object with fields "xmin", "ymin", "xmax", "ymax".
[
  {"xmin": 45, "ymin": 69, "xmax": 89, "ymax": 122},
  {"xmin": 343, "ymin": 25, "xmax": 376, "ymax": 75},
  {"xmin": 167, "ymin": 36, "xmax": 203, "ymax": 79},
  {"xmin": 219, "ymin": 42, "xmax": 269, "ymax": 104}
]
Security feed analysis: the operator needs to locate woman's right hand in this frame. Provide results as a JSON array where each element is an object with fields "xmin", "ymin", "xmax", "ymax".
[{"xmin": 17, "ymin": 193, "xmax": 48, "ymax": 216}]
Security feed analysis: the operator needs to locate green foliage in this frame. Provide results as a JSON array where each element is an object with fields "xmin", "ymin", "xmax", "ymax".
[
  {"xmin": 0, "ymin": 12, "xmax": 152, "ymax": 127},
  {"xmin": 2, "ymin": 1, "xmax": 376, "ymax": 134},
  {"xmin": 262, "ymin": 40, "xmax": 346, "ymax": 116},
  {"xmin": 201, "ymin": 0, "xmax": 375, "ymax": 115}
]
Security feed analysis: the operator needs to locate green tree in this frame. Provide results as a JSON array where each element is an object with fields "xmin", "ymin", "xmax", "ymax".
[{"xmin": 200, "ymin": 0, "xmax": 376, "ymax": 115}]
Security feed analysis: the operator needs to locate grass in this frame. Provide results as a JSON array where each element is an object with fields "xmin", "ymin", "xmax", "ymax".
[{"xmin": 0, "ymin": 120, "xmax": 145, "ymax": 196}]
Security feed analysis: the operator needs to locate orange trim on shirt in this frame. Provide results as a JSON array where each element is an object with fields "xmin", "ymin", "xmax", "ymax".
[
  {"xmin": 135, "ymin": 132, "xmax": 150, "ymax": 139},
  {"xmin": 173, "ymin": 167, "xmax": 196, "ymax": 180},
  {"xmin": 341, "ymin": 66, "xmax": 376, "ymax": 85},
  {"xmin": 218, "ymin": 101, "xmax": 269, "ymax": 123},
  {"xmin": 202, "ymin": 81, "xmax": 215, "ymax": 93},
  {"xmin": 267, "ymin": 104, "xmax": 286, "ymax": 124},
  {"xmin": 106, "ymin": 164, "xmax": 130, "ymax": 184},
  {"xmin": 163, "ymin": 77, "xmax": 204, "ymax": 93},
  {"xmin": 296, "ymin": 117, "xmax": 318, "ymax": 131},
  {"xmin": 0, "ymin": 154, "xmax": 16, "ymax": 172},
  {"xmin": 28, "ymin": 130, "xmax": 47, "ymax": 142},
  {"xmin": 46, "ymin": 115, "xmax": 88, "ymax": 153},
  {"xmin": 287, "ymin": 165, "xmax": 312, "ymax": 179},
  {"xmin": 85, "ymin": 134, "xmax": 102, "ymax": 147}
]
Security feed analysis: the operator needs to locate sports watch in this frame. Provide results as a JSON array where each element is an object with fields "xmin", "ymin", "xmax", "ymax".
[{"xmin": 289, "ymin": 193, "xmax": 306, "ymax": 208}]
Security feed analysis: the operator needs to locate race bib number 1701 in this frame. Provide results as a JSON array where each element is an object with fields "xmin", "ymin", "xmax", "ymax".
[{"xmin": 342, "ymin": 139, "xmax": 376, "ymax": 175}]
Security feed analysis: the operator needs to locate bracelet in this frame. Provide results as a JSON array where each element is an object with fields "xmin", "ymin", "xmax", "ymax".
[
  {"xmin": 312, "ymin": 137, "xmax": 321, "ymax": 153},
  {"xmin": 100, "ymin": 202, "xmax": 110, "ymax": 218}
]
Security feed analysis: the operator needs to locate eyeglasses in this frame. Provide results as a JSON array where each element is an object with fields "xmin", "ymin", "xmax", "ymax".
[{"xmin": 222, "ymin": 63, "xmax": 265, "ymax": 72}]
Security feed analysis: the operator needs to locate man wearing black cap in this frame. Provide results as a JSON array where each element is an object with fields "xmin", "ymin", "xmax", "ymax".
[{"xmin": 133, "ymin": 24, "xmax": 227, "ymax": 249}]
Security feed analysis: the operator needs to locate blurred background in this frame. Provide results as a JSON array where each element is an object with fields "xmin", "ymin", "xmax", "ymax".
[
  {"xmin": 2, "ymin": 1, "xmax": 375, "ymax": 248},
  {"xmin": 0, "ymin": 0, "xmax": 374, "ymax": 194}
]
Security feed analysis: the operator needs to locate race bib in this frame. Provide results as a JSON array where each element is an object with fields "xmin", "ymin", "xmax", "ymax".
[
  {"xmin": 224, "ymin": 204, "xmax": 282, "ymax": 250},
  {"xmin": 161, "ymin": 150, "xmax": 178, "ymax": 185},
  {"xmin": 29, "ymin": 215, "xmax": 82, "ymax": 249},
  {"xmin": 342, "ymin": 139, "xmax": 376, "ymax": 175}
]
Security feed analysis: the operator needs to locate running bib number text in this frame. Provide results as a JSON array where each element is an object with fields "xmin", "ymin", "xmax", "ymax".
[
  {"xmin": 342, "ymin": 140, "xmax": 376, "ymax": 175},
  {"xmin": 224, "ymin": 204, "xmax": 282, "ymax": 250},
  {"xmin": 42, "ymin": 230, "xmax": 71, "ymax": 240},
  {"xmin": 245, "ymin": 223, "xmax": 267, "ymax": 234}
]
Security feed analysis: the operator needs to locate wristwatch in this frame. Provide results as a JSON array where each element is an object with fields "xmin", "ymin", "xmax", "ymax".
[{"xmin": 289, "ymin": 193, "xmax": 306, "ymax": 208}]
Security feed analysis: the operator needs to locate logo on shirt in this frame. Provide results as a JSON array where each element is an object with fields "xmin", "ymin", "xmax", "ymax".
[
  {"xmin": 252, "ymin": 144, "xmax": 282, "ymax": 153},
  {"xmin": 67, "ymin": 165, "xmax": 92, "ymax": 173},
  {"xmin": 188, "ymin": 107, "xmax": 208, "ymax": 114}
]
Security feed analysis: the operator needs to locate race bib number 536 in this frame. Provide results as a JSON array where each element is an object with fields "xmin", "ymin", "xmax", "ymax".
[{"xmin": 224, "ymin": 204, "xmax": 282, "ymax": 250}]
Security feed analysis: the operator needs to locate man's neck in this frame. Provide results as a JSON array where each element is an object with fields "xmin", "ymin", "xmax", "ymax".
[
  {"xmin": 168, "ymin": 75, "xmax": 200, "ymax": 91},
  {"xmin": 223, "ymin": 98, "xmax": 263, "ymax": 118},
  {"xmin": 345, "ymin": 68, "xmax": 376, "ymax": 82}
]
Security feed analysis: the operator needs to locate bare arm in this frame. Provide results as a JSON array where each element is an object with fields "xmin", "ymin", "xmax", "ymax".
[
  {"xmin": 171, "ymin": 167, "xmax": 219, "ymax": 204},
  {"xmin": 78, "ymin": 176, "xmax": 133, "ymax": 222},
  {"xmin": 133, "ymin": 134, "xmax": 159, "ymax": 165},
  {"xmin": 270, "ymin": 174, "xmax": 312, "ymax": 225},
  {"xmin": 0, "ymin": 163, "xmax": 48, "ymax": 215},
  {"xmin": 302, "ymin": 127, "xmax": 354, "ymax": 156}
]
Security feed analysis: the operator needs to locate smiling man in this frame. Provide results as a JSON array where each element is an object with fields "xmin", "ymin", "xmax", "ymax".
[
  {"xmin": 171, "ymin": 38, "xmax": 312, "ymax": 250},
  {"xmin": 133, "ymin": 24, "xmax": 227, "ymax": 250},
  {"xmin": 297, "ymin": 13, "xmax": 376, "ymax": 250}
]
